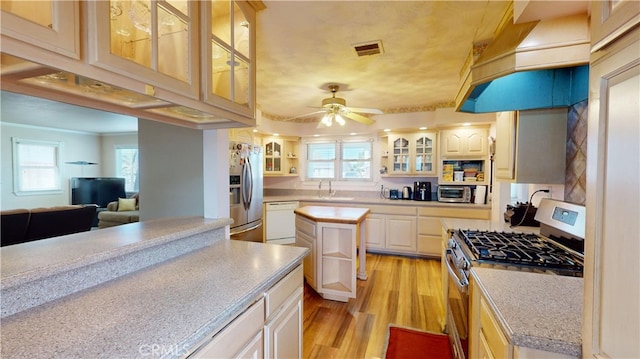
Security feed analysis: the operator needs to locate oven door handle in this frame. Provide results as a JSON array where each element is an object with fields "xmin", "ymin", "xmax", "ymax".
[{"xmin": 445, "ymin": 249, "xmax": 469, "ymax": 294}]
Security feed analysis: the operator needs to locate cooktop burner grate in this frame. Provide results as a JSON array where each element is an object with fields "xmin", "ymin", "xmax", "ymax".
[{"xmin": 457, "ymin": 229, "xmax": 583, "ymax": 272}]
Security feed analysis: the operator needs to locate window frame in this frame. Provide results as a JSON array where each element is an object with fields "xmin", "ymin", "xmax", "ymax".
[
  {"xmin": 12, "ymin": 138, "xmax": 63, "ymax": 196},
  {"xmin": 114, "ymin": 145, "xmax": 139, "ymax": 193},
  {"xmin": 304, "ymin": 138, "xmax": 373, "ymax": 181}
]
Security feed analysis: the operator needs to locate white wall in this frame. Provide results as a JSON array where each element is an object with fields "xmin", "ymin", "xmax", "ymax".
[{"xmin": 0, "ymin": 123, "xmax": 101, "ymax": 210}]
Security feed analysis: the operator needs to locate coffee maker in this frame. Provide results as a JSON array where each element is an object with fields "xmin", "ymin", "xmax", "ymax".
[{"xmin": 413, "ymin": 181, "xmax": 432, "ymax": 201}]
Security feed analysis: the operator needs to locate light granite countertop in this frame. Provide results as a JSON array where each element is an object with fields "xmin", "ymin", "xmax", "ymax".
[
  {"xmin": 471, "ymin": 267, "xmax": 583, "ymax": 357},
  {"xmin": 0, "ymin": 217, "xmax": 309, "ymax": 359}
]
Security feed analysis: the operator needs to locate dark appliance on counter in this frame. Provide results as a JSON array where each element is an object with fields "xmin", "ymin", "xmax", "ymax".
[
  {"xmin": 402, "ymin": 186, "xmax": 412, "ymax": 200},
  {"xmin": 413, "ymin": 181, "xmax": 432, "ymax": 201},
  {"xmin": 389, "ymin": 189, "xmax": 400, "ymax": 200},
  {"xmin": 444, "ymin": 199, "xmax": 585, "ymax": 359},
  {"xmin": 504, "ymin": 202, "xmax": 540, "ymax": 227}
]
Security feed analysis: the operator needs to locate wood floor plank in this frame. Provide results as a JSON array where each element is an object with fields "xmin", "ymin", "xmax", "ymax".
[{"xmin": 303, "ymin": 253, "xmax": 445, "ymax": 359}]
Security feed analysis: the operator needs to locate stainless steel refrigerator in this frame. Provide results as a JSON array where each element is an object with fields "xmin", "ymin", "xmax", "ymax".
[{"xmin": 229, "ymin": 142, "xmax": 263, "ymax": 242}]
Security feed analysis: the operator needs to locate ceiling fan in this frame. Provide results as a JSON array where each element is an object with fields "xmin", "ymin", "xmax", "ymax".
[{"xmin": 285, "ymin": 84, "xmax": 382, "ymax": 126}]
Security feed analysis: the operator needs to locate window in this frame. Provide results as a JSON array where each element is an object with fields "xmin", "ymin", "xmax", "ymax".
[
  {"xmin": 306, "ymin": 140, "xmax": 372, "ymax": 181},
  {"xmin": 306, "ymin": 142, "xmax": 336, "ymax": 179},
  {"xmin": 115, "ymin": 146, "xmax": 139, "ymax": 192},
  {"xmin": 341, "ymin": 141, "xmax": 371, "ymax": 179},
  {"xmin": 12, "ymin": 138, "xmax": 62, "ymax": 195}
]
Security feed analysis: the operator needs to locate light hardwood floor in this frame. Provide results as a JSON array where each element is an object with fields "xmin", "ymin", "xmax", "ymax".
[{"xmin": 302, "ymin": 252, "xmax": 445, "ymax": 359}]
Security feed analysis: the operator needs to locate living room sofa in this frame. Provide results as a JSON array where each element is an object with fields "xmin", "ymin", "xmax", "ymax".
[
  {"xmin": 1, "ymin": 205, "xmax": 98, "ymax": 247},
  {"xmin": 97, "ymin": 197, "xmax": 140, "ymax": 228}
]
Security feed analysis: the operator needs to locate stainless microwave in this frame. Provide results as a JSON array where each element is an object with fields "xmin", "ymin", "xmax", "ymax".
[{"xmin": 438, "ymin": 186, "xmax": 472, "ymax": 203}]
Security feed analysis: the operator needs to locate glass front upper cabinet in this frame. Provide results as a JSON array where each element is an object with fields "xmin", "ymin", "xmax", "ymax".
[
  {"xmin": 0, "ymin": 0, "xmax": 80, "ymax": 59},
  {"xmin": 203, "ymin": 0, "xmax": 255, "ymax": 117},
  {"xmin": 88, "ymin": 0, "xmax": 199, "ymax": 98},
  {"xmin": 414, "ymin": 133, "xmax": 436, "ymax": 175}
]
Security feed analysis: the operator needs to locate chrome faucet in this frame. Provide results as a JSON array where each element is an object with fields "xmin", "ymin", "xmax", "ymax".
[
  {"xmin": 318, "ymin": 179, "xmax": 324, "ymax": 198},
  {"xmin": 328, "ymin": 180, "xmax": 334, "ymax": 198}
]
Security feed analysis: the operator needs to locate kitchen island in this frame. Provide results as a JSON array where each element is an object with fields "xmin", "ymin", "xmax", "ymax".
[
  {"xmin": 0, "ymin": 217, "xmax": 309, "ymax": 358},
  {"xmin": 294, "ymin": 206, "xmax": 369, "ymax": 302}
]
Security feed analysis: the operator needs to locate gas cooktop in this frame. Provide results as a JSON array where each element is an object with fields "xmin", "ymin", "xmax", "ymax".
[{"xmin": 456, "ymin": 229, "xmax": 583, "ymax": 273}]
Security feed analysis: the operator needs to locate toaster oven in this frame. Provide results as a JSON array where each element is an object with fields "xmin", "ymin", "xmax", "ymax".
[{"xmin": 438, "ymin": 186, "xmax": 472, "ymax": 203}]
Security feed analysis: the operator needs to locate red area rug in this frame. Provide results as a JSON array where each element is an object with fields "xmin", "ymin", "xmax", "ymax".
[{"xmin": 384, "ymin": 325, "xmax": 453, "ymax": 359}]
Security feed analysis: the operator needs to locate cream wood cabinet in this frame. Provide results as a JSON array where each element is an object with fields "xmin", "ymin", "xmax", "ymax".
[
  {"xmin": 1, "ymin": 1, "xmax": 260, "ymax": 128},
  {"xmin": 583, "ymin": 22, "xmax": 640, "ymax": 359},
  {"xmin": 88, "ymin": 1, "xmax": 200, "ymax": 99},
  {"xmin": 495, "ymin": 109, "xmax": 567, "ymax": 184},
  {"xmin": 264, "ymin": 266, "xmax": 304, "ymax": 359},
  {"xmin": 364, "ymin": 213, "xmax": 385, "ymax": 250},
  {"xmin": 383, "ymin": 132, "xmax": 437, "ymax": 176},
  {"xmin": 440, "ymin": 126, "xmax": 489, "ymax": 158},
  {"xmin": 190, "ymin": 266, "xmax": 304, "ymax": 359},
  {"xmin": 264, "ymin": 137, "xmax": 299, "ymax": 176},
  {"xmin": 191, "ymin": 297, "xmax": 265, "ymax": 358},
  {"xmin": 0, "ymin": 0, "xmax": 80, "ymax": 59},
  {"xmin": 295, "ymin": 211, "xmax": 361, "ymax": 302},
  {"xmin": 385, "ymin": 215, "xmax": 417, "ymax": 252},
  {"xmin": 295, "ymin": 215, "xmax": 317, "ymax": 288},
  {"xmin": 590, "ymin": 0, "xmax": 640, "ymax": 52},
  {"xmin": 469, "ymin": 277, "xmax": 575, "ymax": 359},
  {"xmin": 202, "ymin": 0, "xmax": 256, "ymax": 118}
]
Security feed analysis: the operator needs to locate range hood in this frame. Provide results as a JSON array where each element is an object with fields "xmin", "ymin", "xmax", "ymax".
[{"xmin": 456, "ymin": 12, "xmax": 590, "ymax": 113}]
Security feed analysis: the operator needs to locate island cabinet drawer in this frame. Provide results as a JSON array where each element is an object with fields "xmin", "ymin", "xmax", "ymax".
[
  {"xmin": 480, "ymin": 297, "xmax": 510, "ymax": 359},
  {"xmin": 265, "ymin": 265, "xmax": 303, "ymax": 318},
  {"xmin": 295, "ymin": 216, "xmax": 316, "ymax": 237},
  {"xmin": 191, "ymin": 298, "xmax": 265, "ymax": 358},
  {"xmin": 418, "ymin": 206, "xmax": 490, "ymax": 219}
]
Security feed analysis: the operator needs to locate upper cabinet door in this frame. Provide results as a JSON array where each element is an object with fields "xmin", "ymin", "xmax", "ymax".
[
  {"xmin": 413, "ymin": 132, "xmax": 437, "ymax": 176},
  {"xmin": 591, "ymin": 0, "xmax": 640, "ymax": 52},
  {"xmin": 389, "ymin": 135, "xmax": 411, "ymax": 174},
  {"xmin": 0, "ymin": 0, "xmax": 80, "ymax": 59},
  {"xmin": 87, "ymin": 0, "xmax": 200, "ymax": 98},
  {"xmin": 202, "ymin": 0, "xmax": 256, "ymax": 118},
  {"xmin": 440, "ymin": 127, "xmax": 488, "ymax": 158}
]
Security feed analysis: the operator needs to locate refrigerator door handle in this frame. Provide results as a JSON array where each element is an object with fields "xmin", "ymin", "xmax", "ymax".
[{"xmin": 243, "ymin": 157, "xmax": 253, "ymax": 210}]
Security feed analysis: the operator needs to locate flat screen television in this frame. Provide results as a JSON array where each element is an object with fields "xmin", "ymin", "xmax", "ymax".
[{"xmin": 71, "ymin": 177, "xmax": 126, "ymax": 208}]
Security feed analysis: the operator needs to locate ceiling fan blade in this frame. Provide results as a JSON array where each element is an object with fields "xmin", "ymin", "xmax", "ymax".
[
  {"xmin": 281, "ymin": 110, "xmax": 326, "ymax": 122},
  {"xmin": 343, "ymin": 111, "xmax": 376, "ymax": 125},
  {"xmin": 347, "ymin": 106, "xmax": 383, "ymax": 115}
]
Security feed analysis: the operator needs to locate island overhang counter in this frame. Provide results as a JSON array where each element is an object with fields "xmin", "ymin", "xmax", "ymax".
[{"xmin": 294, "ymin": 205, "xmax": 370, "ymax": 302}]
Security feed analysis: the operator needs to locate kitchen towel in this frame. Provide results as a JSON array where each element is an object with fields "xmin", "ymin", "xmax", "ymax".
[{"xmin": 475, "ymin": 185, "xmax": 487, "ymax": 204}]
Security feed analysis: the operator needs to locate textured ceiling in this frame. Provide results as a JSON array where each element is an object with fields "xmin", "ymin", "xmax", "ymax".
[{"xmin": 255, "ymin": 1, "xmax": 512, "ymax": 121}]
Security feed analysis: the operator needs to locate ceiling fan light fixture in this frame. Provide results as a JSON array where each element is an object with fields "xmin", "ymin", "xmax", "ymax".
[{"xmin": 335, "ymin": 114, "xmax": 346, "ymax": 126}]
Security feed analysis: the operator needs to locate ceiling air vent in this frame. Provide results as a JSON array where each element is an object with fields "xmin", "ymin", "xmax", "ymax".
[{"xmin": 352, "ymin": 40, "xmax": 384, "ymax": 57}]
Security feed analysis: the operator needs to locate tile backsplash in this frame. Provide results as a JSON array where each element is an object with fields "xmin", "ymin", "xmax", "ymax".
[{"xmin": 565, "ymin": 100, "xmax": 588, "ymax": 205}]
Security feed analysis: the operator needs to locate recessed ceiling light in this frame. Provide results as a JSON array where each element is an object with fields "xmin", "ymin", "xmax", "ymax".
[
  {"xmin": 462, "ymin": 123, "xmax": 471, "ymax": 126},
  {"xmin": 273, "ymin": 133, "xmax": 279, "ymax": 136},
  {"xmin": 383, "ymin": 128, "xmax": 391, "ymax": 132},
  {"xmin": 350, "ymin": 133, "xmax": 357, "ymax": 136},
  {"xmin": 419, "ymin": 126, "xmax": 427, "ymax": 130}
]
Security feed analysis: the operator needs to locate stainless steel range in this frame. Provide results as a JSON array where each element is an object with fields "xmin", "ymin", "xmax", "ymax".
[{"xmin": 444, "ymin": 198, "xmax": 585, "ymax": 359}]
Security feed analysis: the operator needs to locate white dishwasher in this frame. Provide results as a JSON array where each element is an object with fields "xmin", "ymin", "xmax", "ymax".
[{"xmin": 265, "ymin": 201, "xmax": 299, "ymax": 245}]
